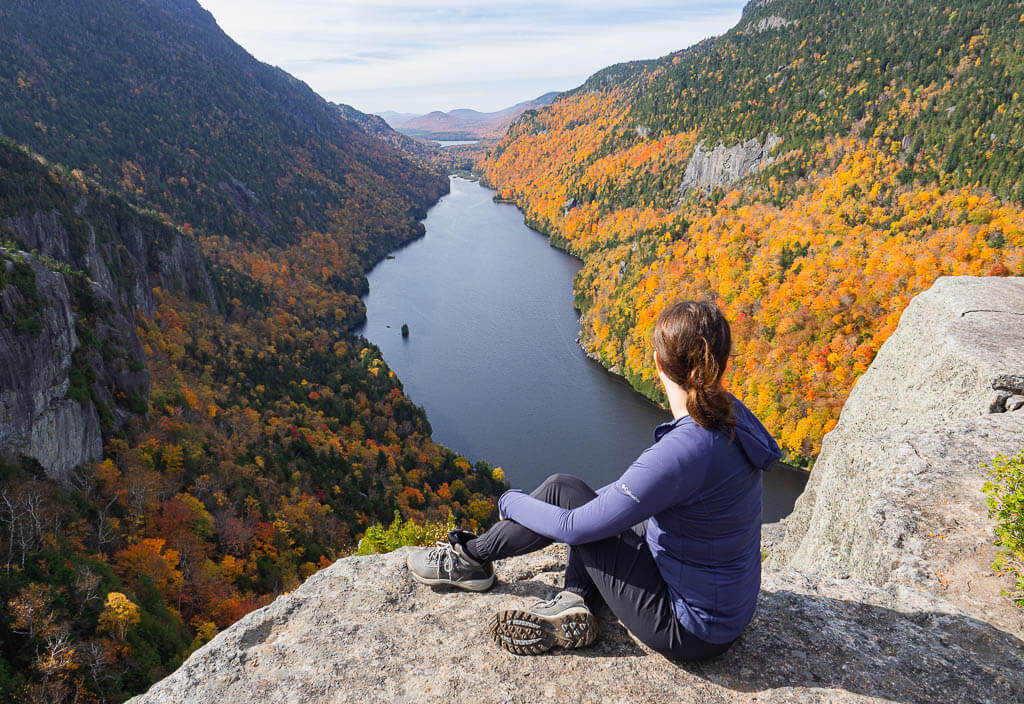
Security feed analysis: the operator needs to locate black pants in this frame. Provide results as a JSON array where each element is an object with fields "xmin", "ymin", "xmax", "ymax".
[{"xmin": 468, "ymin": 473, "xmax": 735, "ymax": 661}]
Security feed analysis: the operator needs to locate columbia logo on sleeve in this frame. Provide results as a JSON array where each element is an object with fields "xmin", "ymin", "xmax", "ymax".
[{"xmin": 620, "ymin": 483, "xmax": 641, "ymax": 504}]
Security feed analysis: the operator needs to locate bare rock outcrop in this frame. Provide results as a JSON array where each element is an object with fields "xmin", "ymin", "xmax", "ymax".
[
  {"xmin": 1, "ymin": 184, "xmax": 217, "ymax": 478},
  {"xmin": 129, "ymin": 276, "xmax": 1024, "ymax": 703},
  {"xmin": 680, "ymin": 134, "xmax": 782, "ymax": 193},
  {"xmin": 768, "ymin": 277, "xmax": 1024, "ymax": 635},
  {"xmin": 127, "ymin": 545, "xmax": 1024, "ymax": 704},
  {"xmin": 4, "ymin": 205, "xmax": 217, "ymax": 319},
  {"xmin": 0, "ymin": 251, "xmax": 102, "ymax": 476},
  {"xmin": 750, "ymin": 16, "xmax": 797, "ymax": 33}
]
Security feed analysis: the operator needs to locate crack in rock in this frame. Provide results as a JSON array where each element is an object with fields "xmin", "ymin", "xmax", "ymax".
[{"xmin": 959, "ymin": 309, "xmax": 1024, "ymax": 317}]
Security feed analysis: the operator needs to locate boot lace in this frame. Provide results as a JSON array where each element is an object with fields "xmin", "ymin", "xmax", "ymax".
[
  {"xmin": 531, "ymin": 590, "xmax": 591, "ymax": 616},
  {"xmin": 533, "ymin": 590, "xmax": 575, "ymax": 610},
  {"xmin": 427, "ymin": 540, "xmax": 458, "ymax": 576}
]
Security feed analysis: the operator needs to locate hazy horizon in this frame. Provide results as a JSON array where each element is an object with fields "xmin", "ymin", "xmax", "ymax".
[{"xmin": 196, "ymin": 1, "xmax": 747, "ymax": 115}]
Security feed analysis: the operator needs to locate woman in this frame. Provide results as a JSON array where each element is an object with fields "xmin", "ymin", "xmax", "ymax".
[{"xmin": 407, "ymin": 301, "xmax": 781, "ymax": 660}]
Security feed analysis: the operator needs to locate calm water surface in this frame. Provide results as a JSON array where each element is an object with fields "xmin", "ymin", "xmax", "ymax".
[{"xmin": 361, "ymin": 177, "xmax": 806, "ymax": 522}]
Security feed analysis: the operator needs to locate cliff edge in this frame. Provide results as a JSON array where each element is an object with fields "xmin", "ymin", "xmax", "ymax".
[
  {"xmin": 767, "ymin": 276, "xmax": 1024, "ymax": 637},
  {"xmin": 129, "ymin": 277, "xmax": 1024, "ymax": 704}
]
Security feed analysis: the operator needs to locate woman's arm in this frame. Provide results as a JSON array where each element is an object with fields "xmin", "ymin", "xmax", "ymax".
[
  {"xmin": 498, "ymin": 428, "xmax": 712, "ymax": 544},
  {"xmin": 501, "ymin": 481, "xmax": 612, "ymax": 520}
]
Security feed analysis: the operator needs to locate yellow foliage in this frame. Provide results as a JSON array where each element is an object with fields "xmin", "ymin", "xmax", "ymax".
[{"xmin": 98, "ymin": 591, "xmax": 141, "ymax": 640}]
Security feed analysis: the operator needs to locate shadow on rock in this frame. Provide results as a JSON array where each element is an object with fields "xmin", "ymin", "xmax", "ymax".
[
  {"xmin": 684, "ymin": 586, "xmax": 1024, "ymax": 704},
  {"xmin": 575, "ymin": 610, "xmax": 648, "ymax": 658}
]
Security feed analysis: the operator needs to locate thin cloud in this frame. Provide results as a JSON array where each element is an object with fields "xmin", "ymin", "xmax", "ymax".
[{"xmin": 197, "ymin": 0, "xmax": 746, "ymax": 113}]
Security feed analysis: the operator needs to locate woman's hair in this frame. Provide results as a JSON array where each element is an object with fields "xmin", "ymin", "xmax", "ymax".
[{"xmin": 652, "ymin": 300, "xmax": 735, "ymax": 432}]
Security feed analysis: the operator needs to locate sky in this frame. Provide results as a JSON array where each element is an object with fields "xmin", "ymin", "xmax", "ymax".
[{"xmin": 197, "ymin": 1, "xmax": 747, "ymax": 115}]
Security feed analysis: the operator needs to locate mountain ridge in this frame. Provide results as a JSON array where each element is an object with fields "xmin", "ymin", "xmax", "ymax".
[
  {"xmin": 0, "ymin": 0, "xmax": 448, "ymax": 248},
  {"xmin": 381, "ymin": 92, "xmax": 559, "ymax": 140}
]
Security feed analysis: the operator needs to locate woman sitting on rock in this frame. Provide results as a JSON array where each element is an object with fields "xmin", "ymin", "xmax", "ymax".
[{"xmin": 407, "ymin": 300, "xmax": 781, "ymax": 660}]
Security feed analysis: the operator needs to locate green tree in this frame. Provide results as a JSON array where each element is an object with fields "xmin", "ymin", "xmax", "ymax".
[
  {"xmin": 355, "ymin": 511, "xmax": 455, "ymax": 555},
  {"xmin": 983, "ymin": 450, "xmax": 1024, "ymax": 607}
]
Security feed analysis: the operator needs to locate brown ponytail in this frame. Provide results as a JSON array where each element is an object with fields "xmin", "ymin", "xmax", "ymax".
[{"xmin": 651, "ymin": 301, "xmax": 735, "ymax": 433}]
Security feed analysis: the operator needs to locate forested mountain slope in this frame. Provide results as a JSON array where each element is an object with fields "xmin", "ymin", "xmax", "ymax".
[
  {"xmin": 0, "ymin": 2, "xmax": 502, "ymax": 701},
  {"xmin": 1, "ymin": 138, "xmax": 217, "ymax": 477},
  {"xmin": 481, "ymin": 0, "xmax": 1024, "ymax": 464},
  {"xmin": 333, "ymin": 103, "xmax": 475, "ymax": 174},
  {"xmin": 0, "ymin": 0, "xmax": 447, "ymax": 249}
]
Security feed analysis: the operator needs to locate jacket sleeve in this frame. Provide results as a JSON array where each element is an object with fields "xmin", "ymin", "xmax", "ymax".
[{"xmin": 498, "ymin": 428, "xmax": 712, "ymax": 544}]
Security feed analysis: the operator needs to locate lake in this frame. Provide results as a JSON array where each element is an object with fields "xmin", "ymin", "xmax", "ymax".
[{"xmin": 361, "ymin": 176, "xmax": 806, "ymax": 522}]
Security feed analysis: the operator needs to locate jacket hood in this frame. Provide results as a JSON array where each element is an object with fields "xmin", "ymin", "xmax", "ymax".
[
  {"xmin": 653, "ymin": 396, "xmax": 783, "ymax": 471},
  {"xmin": 731, "ymin": 397, "xmax": 782, "ymax": 471}
]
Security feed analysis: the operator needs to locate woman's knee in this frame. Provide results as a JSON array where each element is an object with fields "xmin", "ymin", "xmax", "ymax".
[
  {"xmin": 541, "ymin": 472, "xmax": 583, "ymax": 487},
  {"xmin": 533, "ymin": 473, "xmax": 596, "ymax": 507}
]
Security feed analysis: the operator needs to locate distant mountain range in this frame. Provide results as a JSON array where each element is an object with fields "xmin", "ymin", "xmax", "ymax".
[
  {"xmin": 379, "ymin": 92, "xmax": 559, "ymax": 140},
  {"xmin": 0, "ymin": 0, "xmax": 447, "ymax": 248}
]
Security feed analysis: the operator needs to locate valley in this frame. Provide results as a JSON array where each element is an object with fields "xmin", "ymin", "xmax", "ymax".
[{"xmin": 1, "ymin": 0, "xmax": 1022, "ymax": 701}]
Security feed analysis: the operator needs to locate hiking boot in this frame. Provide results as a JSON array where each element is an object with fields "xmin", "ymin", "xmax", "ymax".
[
  {"xmin": 489, "ymin": 590, "xmax": 598, "ymax": 655},
  {"xmin": 406, "ymin": 531, "xmax": 495, "ymax": 592}
]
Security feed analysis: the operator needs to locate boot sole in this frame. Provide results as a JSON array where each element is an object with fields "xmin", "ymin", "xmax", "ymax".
[
  {"xmin": 489, "ymin": 606, "xmax": 597, "ymax": 655},
  {"xmin": 409, "ymin": 570, "xmax": 496, "ymax": 592}
]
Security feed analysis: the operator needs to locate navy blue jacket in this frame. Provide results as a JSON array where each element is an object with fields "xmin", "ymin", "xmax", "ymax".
[{"xmin": 498, "ymin": 396, "xmax": 781, "ymax": 644}]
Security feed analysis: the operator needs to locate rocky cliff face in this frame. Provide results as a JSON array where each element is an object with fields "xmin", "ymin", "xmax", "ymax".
[
  {"xmin": 749, "ymin": 15, "xmax": 797, "ymax": 33},
  {"xmin": 128, "ymin": 276, "xmax": 1024, "ymax": 703},
  {"xmin": 3, "ymin": 201, "xmax": 216, "ymax": 320},
  {"xmin": 0, "ymin": 249, "xmax": 103, "ymax": 477},
  {"xmin": 680, "ymin": 133, "xmax": 782, "ymax": 193},
  {"xmin": 767, "ymin": 276, "xmax": 1024, "ymax": 636},
  {"xmin": 0, "ymin": 144, "xmax": 218, "ymax": 480}
]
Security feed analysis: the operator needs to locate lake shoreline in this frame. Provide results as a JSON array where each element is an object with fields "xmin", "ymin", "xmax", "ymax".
[{"xmin": 361, "ymin": 176, "xmax": 808, "ymax": 520}]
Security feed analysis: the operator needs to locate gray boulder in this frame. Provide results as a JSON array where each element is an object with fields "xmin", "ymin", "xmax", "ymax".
[{"xmin": 127, "ymin": 546, "xmax": 1024, "ymax": 704}]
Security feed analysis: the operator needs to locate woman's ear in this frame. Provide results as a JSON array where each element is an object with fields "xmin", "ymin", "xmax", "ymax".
[{"xmin": 653, "ymin": 350, "xmax": 662, "ymax": 373}]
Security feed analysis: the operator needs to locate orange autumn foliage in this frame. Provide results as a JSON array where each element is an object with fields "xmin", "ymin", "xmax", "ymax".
[{"xmin": 482, "ymin": 95, "xmax": 1024, "ymax": 464}]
